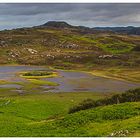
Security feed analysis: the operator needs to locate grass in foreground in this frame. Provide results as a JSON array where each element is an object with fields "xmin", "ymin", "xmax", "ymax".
[
  {"xmin": 30, "ymin": 102, "xmax": 140, "ymax": 137},
  {"xmin": 0, "ymin": 101, "xmax": 139, "ymax": 137},
  {"xmin": 0, "ymin": 88, "xmax": 139, "ymax": 137},
  {"xmin": 0, "ymin": 91, "xmax": 106, "ymax": 121}
]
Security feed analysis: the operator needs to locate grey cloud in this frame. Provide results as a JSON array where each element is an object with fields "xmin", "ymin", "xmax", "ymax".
[{"xmin": 0, "ymin": 3, "xmax": 140, "ymax": 30}]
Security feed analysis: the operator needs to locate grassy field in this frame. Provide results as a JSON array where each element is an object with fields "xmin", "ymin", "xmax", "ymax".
[
  {"xmin": 0, "ymin": 90, "xmax": 110, "ymax": 136},
  {"xmin": 0, "ymin": 87, "xmax": 139, "ymax": 137}
]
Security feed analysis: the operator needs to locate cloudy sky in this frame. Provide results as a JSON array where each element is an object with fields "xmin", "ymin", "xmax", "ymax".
[{"xmin": 0, "ymin": 3, "xmax": 140, "ymax": 30}]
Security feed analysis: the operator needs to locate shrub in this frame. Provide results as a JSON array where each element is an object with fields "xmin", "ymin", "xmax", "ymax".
[
  {"xmin": 23, "ymin": 71, "xmax": 52, "ymax": 76},
  {"xmin": 69, "ymin": 99, "xmax": 96, "ymax": 114},
  {"xmin": 69, "ymin": 88, "xmax": 140, "ymax": 114}
]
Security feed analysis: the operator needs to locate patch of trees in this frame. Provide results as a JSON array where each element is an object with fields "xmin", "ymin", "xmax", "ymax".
[{"xmin": 69, "ymin": 88, "xmax": 140, "ymax": 114}]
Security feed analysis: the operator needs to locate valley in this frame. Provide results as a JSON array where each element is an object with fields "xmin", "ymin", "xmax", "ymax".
[{"xmin": 0, "ymin": 21, "xmax": 140, "ymax": 137}]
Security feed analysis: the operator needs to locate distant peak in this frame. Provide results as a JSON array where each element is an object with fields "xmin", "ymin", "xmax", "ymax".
[{"xmin": 42, "ymin": 21, "xmax": 72, "ymax": 28}]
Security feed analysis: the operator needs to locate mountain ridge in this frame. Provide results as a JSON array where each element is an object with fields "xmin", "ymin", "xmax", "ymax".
[
  {"xmin": 93, "ymin": 26, "xmax": 140, "ymax": 35},
  {"xmin": 38, "ymin": 21, "xmax": 140, "ymax": 35},
  {"xmin": 1, "ymin": 21, "xmax": 140, "ymax": 35}
]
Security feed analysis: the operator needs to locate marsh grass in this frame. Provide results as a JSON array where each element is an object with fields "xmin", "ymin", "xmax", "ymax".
[
  {"xmin": 20, "ymin": 71, "xmax": 58, "ymax": 79},
  {"xmin": 27, "ymin": 79, "xmax": 58, "ymax": 86}
]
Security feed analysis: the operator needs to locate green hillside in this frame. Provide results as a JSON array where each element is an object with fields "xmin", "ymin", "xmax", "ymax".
[
  {"xmin": 0, "ymin": 22, "xmax": 140, "ymax": 69},
  {"xmin": 0, "ymin": 88, "xmax": 139, "ymax": 137},
  {"xmin": 0, "ymin": 99, "xmax": 139, "ymax": 137},
  {"xmin": 31, "ymin": 102, "xmax": 140, "ymax": 137}
]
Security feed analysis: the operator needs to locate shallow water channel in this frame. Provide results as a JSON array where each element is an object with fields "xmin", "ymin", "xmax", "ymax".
[{"xmin": 0, "ymin": 66, "xmax": 139, "ymax": 93}]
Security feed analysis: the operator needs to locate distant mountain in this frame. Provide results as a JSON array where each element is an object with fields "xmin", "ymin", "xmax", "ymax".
[
  {"xmin": 40, "ymin": 21, "xmax": 140, "ymax": 35},
  {"xmin": 41, "ymin": 21, "xmax": 73, "ymax": 28},
  {"xmin": 39, "ymin": 21, "xmax": 96, "ymax": 34},
  {"xmin": 40, "ymin": 21, "xmax": 92, "ymax": 31},
  {"xmin": 94, "ymin": 26, "xmax": 140, "ymax": 35},
  {"xmin": 39, "ymin": 21, "xmax": 108, "ymax": 34}
]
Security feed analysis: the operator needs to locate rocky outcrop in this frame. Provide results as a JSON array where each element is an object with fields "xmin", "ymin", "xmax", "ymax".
[
  {"xmin": 0, "ymin": 40, "xmax": 8, "ymax": 47},
  {"xmin": 26, "ymin": 48, "xmax": 37, "ymax": 54}
]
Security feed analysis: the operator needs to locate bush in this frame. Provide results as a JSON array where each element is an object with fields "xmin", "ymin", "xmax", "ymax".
[
  {"xmin": 69, "ymin": 88, "xmax": 140, "ymax": 114},
  {"xmin": 69, "ymin": 99, "xmax": 96, "ymax": 114},
  {"xmin": 23, "ymin": 71, "xmax": 52, "ymax": 76}
]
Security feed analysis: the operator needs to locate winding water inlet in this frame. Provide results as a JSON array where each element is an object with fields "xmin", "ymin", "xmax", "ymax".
[{"xmin": 0, "ymin": 66, "xmax": 139, "ymax": 93}]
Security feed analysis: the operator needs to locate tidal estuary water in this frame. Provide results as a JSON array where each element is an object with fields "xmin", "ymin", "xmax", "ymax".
[{"xmin": 0, "ymin": 66, "xmax": 139, "ymax": 93}]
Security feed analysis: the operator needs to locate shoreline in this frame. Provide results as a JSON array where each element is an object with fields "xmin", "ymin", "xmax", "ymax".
[
  {"xmin": 0, "ymin": 64, "xmax": 140, "ymax": 83},
  {"xmin": 49, "ymin": 66, "xmax": 140, "ymax": 83}
]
